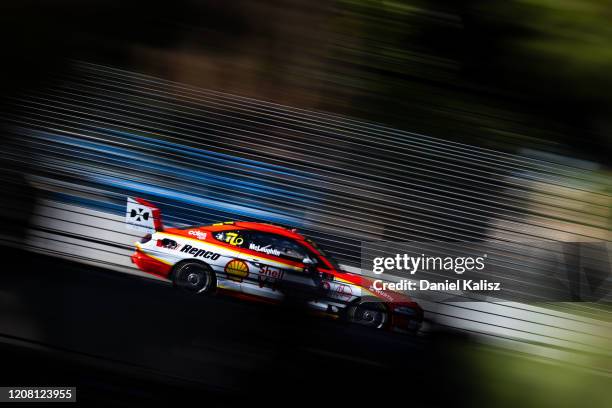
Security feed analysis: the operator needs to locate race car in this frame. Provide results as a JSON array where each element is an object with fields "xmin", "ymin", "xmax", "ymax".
[{"xmin": 127, "ymin": 197, "xmax": 423, "ymax": 332}]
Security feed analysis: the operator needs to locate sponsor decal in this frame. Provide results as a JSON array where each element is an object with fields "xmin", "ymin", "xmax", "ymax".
[
  {"xmin": 336, "ymin": 284, "xmax": 353, "ymax": 300},
  {"xmin": 322, "ymin": 282, "xmax": 353, "ymax": 300},
  {"xmin": 188, "ymin": 230, "xmax": 207, "ymax": 240},
  {"xmin": 130, "ymin": 208, "xmax": 150, "ymax": 222},
  {"xmin": 368, "ymin": 284, "xmax": 393, "ymax": 301},
  {"xmin": 126, "ymin": 197, "xmax": 162, "ymax": 232},
  {"xmin": 257, "ymin": 265, "xmax": 284, "ymax": 289},
  {"xmin": 180, "ymin": 244, "xmax": 221, "ymax": 260},
  {"xmin": 223, "ymin": 232, "xmax": 244, "ymax": 246},
  {"xmin": 213, "ymin": 221, "xmax": 235, "ymax": 226},
  {"xmin": 249, "ymin": 243, "xmax": 281, "ymax": 256},
  {"xmin": 158, "ymin": 238, "xmax": 180, "ymax": 250},
  {"xmin": 225, "ymin": 259, "xmax": 249, "ymax": 282}
]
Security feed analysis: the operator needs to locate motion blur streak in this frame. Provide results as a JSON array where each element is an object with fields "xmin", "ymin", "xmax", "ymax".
[
  {"xmin": 1, "ymin": 61, "xmax": 610, "ymax": 369},
  {"xmin": 0, "ymin": 1, "xmax": 610, "ymax": 405}
]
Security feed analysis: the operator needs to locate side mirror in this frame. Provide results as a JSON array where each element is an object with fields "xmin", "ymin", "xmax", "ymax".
[{"xmin": 302, "ymin": 256, "xmax": 317, "ymax": 265}]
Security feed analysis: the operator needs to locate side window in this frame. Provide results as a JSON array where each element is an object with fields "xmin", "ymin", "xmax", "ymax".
[
  {"xmin": 213, "ymin": 230, "xmax": 247, "ymax": 247},
  {"xmin": 247, "ymin": 232, "xmax": 310, "ymax": 262}
]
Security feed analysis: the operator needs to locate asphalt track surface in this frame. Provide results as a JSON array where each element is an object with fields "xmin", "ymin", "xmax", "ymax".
[{"xmin": 0, "ymin": 245, "xmax": 477, "ymax": 407}]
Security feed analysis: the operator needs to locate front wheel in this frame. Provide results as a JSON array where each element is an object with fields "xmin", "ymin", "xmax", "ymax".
[
  {"xmin": 346, "ymin": 301, "xmax": 388, "ymax": 329},
  {"xmin": 173, "ymin": 261, "xmax": 216, "ymax": 294}
]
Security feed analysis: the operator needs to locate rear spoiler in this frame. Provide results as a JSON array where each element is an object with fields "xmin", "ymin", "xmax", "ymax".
[{"xmin": 125, "ymin": 197, "xmax": 163, "ymax": 233}]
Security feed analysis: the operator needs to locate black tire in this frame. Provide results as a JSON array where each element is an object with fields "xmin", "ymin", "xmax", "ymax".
[
  {"xmin": 172, "ymin": 261, "xmax": 216, "ymax": 294},
  {"xmin": 346, "ymin": 301, "xmax": 388, "ymax": 329}
]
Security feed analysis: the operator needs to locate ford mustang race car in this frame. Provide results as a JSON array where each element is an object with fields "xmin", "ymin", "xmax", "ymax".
[{"xmin": 127, "ymin": 197, "xmax": 423, "ymax": 332}]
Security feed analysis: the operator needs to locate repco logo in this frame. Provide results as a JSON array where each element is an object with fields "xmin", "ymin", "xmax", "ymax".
[{"xmin": 180, "ymin": 244, "xmax": 220, "ymax": 260}]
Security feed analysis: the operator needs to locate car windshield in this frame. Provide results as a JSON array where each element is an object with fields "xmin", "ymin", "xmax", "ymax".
[{"xmin": 305, "ymin": 237, "xmax": 341, "ymax": 270}]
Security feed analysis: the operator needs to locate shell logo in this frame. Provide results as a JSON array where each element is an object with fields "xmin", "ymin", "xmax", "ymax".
[{"xmin": 224, "ymin": 259, "xmax": 249, "ymax": 282}]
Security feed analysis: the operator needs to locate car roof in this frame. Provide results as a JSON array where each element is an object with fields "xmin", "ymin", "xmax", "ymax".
[{"xmin": 204, "ymin": 221, "xmax": 305, "ymax": 240}]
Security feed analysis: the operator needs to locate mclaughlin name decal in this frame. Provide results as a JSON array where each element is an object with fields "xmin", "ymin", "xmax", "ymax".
[{"xmin": 249, "ymin": 243, "xmax": 281, "ymax": 256}]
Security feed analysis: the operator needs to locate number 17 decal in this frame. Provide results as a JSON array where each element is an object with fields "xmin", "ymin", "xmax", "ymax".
[{"xmin": 225, "ymin": 232, "xmax": 244, "ymax": 246}]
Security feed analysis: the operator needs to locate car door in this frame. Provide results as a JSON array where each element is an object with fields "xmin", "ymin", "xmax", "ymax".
[
  {"xmin": 239, "ymin": 232, "xmax": 316, "ymax": 302},
  {"xmin": 211, "ymin": 229, "xmax": 250, "ymax": 293}
]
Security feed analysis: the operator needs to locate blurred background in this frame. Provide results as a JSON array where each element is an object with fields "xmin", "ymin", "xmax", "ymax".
[{"xmin": 0, "ymin": 1, "xmax": 611, "ymax": 407}]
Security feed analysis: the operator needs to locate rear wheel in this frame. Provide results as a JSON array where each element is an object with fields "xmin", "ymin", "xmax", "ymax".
[
  {"xmin": 347, "ymin": 301, "xmax": 388, "ymax": 329},
  {"xmin": 173, "ymin": 261, "xmax": 216, "ymax": 294}
]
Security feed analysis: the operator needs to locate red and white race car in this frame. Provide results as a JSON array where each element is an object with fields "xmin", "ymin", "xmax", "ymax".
[{"xmin": 127, "ymin": 197, "xmax": 423, "ymax": 332}]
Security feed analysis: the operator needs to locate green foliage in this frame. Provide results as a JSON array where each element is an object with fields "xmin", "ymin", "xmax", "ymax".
[
  {"xmin": 323, "ymin": 0, "xmax": 612, "ymax": 162},
  {"xmin": 468, "ymin": 343, "xmax": 612, "ymax": 408}
]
